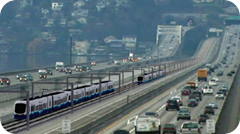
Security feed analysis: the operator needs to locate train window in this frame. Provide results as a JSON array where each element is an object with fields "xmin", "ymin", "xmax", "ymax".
[
  {"xmin": 36, "ymin": 105, "xmax": 38, "ymax": 111},
  {"xmin": 31, "ymin": 105, "xmax": 35, "ymax": 112},
  {"xmin": 69, "ymin": 96, "xmax": 70, "ymax": 101},
  {"xmin": 49, "ymin": 101, "xmax": 51, "ymax": 107}
]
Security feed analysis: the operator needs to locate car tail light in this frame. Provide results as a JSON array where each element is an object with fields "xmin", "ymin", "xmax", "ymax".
[
  {"xmin": 188, "ymin": 102, "xmax": 191, "ymax": 104},
  {"xmin": 194, "ymin": 102, "xmax": 197, "ymax": 104},
  {"xmin": 179, "ymin": 100, "xmax": 182, "ymax": 102},
  {"xmin": 166, "ymin": 103, "xmax": 168, "ymax": 106}
]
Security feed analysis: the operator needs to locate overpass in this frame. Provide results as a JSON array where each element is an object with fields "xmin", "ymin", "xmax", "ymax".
[{"xmin": 161, "ymin": 13, "xmax": 208, "ymax": 26}]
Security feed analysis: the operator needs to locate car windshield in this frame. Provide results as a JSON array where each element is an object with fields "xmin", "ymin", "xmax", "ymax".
[
  {"xmin": 205, "ymin": 106, "xmax": 212, "ymax": 109},
  {"xmin": 210, "ymin": 102, "xmax": 217, "ymax": 105},
  {"xmin": 172, "ymin": 97, "xmax": 180, "ymax": 100},
  {"xmin": 189, "ymin": 99, "xmax": 196, "ymax": 102},
  {"xmin": 163, "ymin": 124, "xmax": 175, "ymax": 128},
  {"xmin": 217, "ymin": 92, "xmax": 223, "ymax": 94},
  {"xmin": 183, "ymin": 123, "xmax": 198, "ymax": 128},
  {"xmin": 179, "ymin": 109, "xmax": 188, "ymax": 112},
  {"xmin": 200, "ymin": 115, "xmax": 208, "ymax": 117}
]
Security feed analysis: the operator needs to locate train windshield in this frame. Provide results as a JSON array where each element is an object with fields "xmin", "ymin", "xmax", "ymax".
[
  {"xmin": 15, "ymin": 103, "xmax": 26, "ymax": 113},
  {"xmin": 138, "ymin": 76, "xmax": 143, "ymax": 81}
]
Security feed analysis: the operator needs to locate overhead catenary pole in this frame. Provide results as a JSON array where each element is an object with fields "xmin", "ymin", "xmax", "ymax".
[{"xmin": 70, "ymin": 37, "xmax": 72, "ymax": 65}]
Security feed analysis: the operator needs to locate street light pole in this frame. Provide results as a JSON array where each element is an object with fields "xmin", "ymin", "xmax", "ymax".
[{"xmin": 70, "ymin": 37, "xmax": 72, "ymax": 65}]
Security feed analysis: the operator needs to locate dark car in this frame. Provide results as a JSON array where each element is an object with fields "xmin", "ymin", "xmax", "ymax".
[
  {"xmin": 82, "ymin": 65, "xmax": 91, "ymax": 71},
  {"xmin": 0, "ymin": 77, "xmax": 10, "ymax": 85},
  {"xmin": 39, "ymin": 72, "xmax": 47, "ymax": 79},
  {"xmin": 204, "ymin": 106, "xmax": 214, "ymax": 115},
  {"xmin": 209, "ymin": 67, "xmax": 215, "ymax": 72},
  {"xmin": 198, "ymin": 114, "xmax": 210, "ymax": 124},
  {"xmin": 166, "ymin": 99, "xmax": 179, "ymax": 111},
  {"xmin": 162, "ymin": 124, "xmax": 177, "ymax": 134},
  {"xmin": 231, "ymin": 70, "xmax": 235, "ymax": 74},
  {"xmin": 65, "ymin": 68, "xmax": 72, "ymax": 74},
  {"xmin": 207, "ymin": 71, "xmax": 211, "ymax": 75},
  {"xmin": 16, "ymin": 73, "xmax": 24, "ymax": 79},
  {"xmin": 192, "ymin": 90, "xmax": 202, "ymax": 101},
  {"xmin": 181, "ymin": 89, "xmax": 190, "ymax": 95},
  {"xmin": 227, "ymin": 72, "xmax": 232, "ymax": 76},
  {"xmin": 75, "ymin": 66, "xmax": 83, "ymax": 72},
  {"xmin": 189, "ymin": 94, "xmax": 197, "ymax": 101},
  {"xmin": 21, "ymin": 75, "xmax": 33, "ymax": 82},
  {"xmin": 113, "ymin": 130, "xmax": 129, "ymax": 134},
  {"xmin": 188, "ymin": 99, "xmax": 198, "ymax": 107},
  {"xmin": 45, "ymin": 68, "xmax": 53, "ymax": 75},
  {"xmin": 58, "ymin": 67, "xmax": 65, "ymax": 72},
  {"xmin": 217, "ymin": 71, "xmax": 223, "ymax": 76},
  {"xmin": 213, "ymin": 65, "xmax": 218, "ymax": 69},
  {"xmin": 145, "ymin": 112, "xmax": 159, "ymax": 117}
]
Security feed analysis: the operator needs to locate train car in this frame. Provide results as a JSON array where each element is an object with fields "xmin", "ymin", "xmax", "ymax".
[
  {"xmin": 137, "ymin": 69, "xmax": 166, "ymax": 84},
  {"xmin": 93, "ymin": 82, "xmax": 108, "ymax": 95},
  {"xmin": 102, "ymin": 80, "xmax": 115, "ymax": 93},
  {"xmin": 14, "ymin": 94, "xmax": 52, "ymax": 119},
  {"xmin": 64, "ymin": 86, "xmax": 84, "ymax": 105},
  {"xmin": 52, "ymin": 92, "xmax": 68, "ymax": 111},
  {"xmin": 137, "ymin": 74, "xmax": 151, "ymax": 84}
]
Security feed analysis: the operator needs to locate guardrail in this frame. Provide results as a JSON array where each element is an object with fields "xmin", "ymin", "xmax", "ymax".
[{"xmin": 213, "ymin": 65, "xmax": 239, "ymax": 134}]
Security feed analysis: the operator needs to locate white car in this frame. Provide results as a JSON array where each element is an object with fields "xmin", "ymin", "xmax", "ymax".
[
  {"xmin": 209, "ymin": 79, "xmax": 217, "ymax": 86},
  {"xmin": 171, "ymin": 96, "xmax": 183, "ymax": 106},
  {"xmin": 212, "ymin": 77, "xmax": 219, "ymax": 82},
  {"xmin": 179, "ymin": 122, "xmax": 202, "ymax": 134},
  {"xmin": 215, "ymin": 91, "xmax": 225, "ymax": 99},
  {"xmin": 202, "ymin": 85, "xmax": 213, "ymax": 95}
]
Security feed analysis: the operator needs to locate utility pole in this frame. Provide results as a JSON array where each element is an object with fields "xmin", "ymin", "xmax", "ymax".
[{"xmin": 70, "ymin": 37, "xmax": 72, "ymax": 65}]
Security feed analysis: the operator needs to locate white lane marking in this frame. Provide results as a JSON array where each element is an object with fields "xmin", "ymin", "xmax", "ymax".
[
  {"xmin": 129, "ymin": 128, "xmax": 135, "ymax": 133},
  {"xmin": 127, "ymin": 115, "xmax": 138, "ymax": 125},
  {"xmin": 156, "ymin": 105, "xmax": 166, "ymax": 113}
]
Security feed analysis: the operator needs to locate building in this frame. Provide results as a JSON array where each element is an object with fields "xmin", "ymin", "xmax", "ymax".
[
  {"xmin": 122, "ymin": 35, "xmax": 137, "ymax": 43},
  {"xmin": 104, "ymin": 35, "xmax": 119, "ymax": 43},
  {"xmin": 72, "ymin": 41, "xmax": 90, "ymax": 54},
  {"xmin": 52, "ymin": 0, "xmax": 64, "ymax": 11},
  {"xmin": 73, "ymin": 0, "xmax": 85, "ymax": 8},
  {"xmin": 122, "ymin": 35, "xmax": 137, "ymax": 51},
  {"xmin": 109, "ymin": 42, "xmax": 125, "ymax": 54}
]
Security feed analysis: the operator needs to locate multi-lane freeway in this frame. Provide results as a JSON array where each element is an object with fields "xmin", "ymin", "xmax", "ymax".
[
  {"xmin": 2, "ymin": 25, "xmax": 238, "ymax": 134},
  {"xmin": 13, "ymin": 28, "xmax": 218, "ymax": 134},
  {"xmin": 96, "ymin": 25, "xmax": 240, "ymax": 134}
]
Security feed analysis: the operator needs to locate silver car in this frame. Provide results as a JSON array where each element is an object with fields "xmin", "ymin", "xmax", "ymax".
[
  {"xmin": 171, "ymin": 96, "xmax": 183, "ymax": 106},
  {"xmin": 209, "ymin": 102, "xmax": 218, "ymax": 109},
  {"xmin": 179, "ymin": 122, "xmax": 202, "ymax": 134}
]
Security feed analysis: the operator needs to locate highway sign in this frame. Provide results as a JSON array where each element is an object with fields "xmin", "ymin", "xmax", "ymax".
[
  {"xmin": 62, "ymin": 119, "xmax": 71, "ymax": 133},
  {"xmin": 206, "ymin": 119, "xmax": 215, "ymax": 133}
]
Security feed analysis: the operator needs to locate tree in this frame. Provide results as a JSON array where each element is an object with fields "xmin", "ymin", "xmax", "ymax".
[{"xmin": 27, "ymin": 38, "xmax": 45, "ymax": 54}]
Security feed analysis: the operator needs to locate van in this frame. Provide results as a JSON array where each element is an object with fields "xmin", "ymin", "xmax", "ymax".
[{"xmin": 55, "ymin": 62, "xmax": 64, "ymax": 70}]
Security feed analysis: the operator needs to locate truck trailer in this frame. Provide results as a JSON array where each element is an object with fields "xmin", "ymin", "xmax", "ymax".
[{"xmin": 197, "ymin": 69, "xmax": 207, "ymax": 81}]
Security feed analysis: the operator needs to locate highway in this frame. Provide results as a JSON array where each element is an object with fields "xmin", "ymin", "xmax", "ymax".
[
  {"xmin": 95, "ymin": 25, "xmax": 240, "ymax": 134},
  {"xmin": 0, "ymin": 27, "xmax": 189, "ymax": 124},
  {"xmin": 17, "ymin": 31, "xmax": 217, "ymax": 134},
  {"xmin": 0, "ymin": 29, "xmax": 184, "ymax": 89}
]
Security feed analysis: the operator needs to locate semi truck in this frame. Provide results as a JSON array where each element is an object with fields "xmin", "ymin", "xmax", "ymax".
[{"xmin": 197, "ymin": 69, "xmax": 207, "ymax": 81}]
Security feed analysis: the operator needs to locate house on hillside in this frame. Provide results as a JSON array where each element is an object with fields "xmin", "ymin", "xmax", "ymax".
[
  {"xmin": 122, "ymin": 35, "xmax": 137, "ymax": 51},
  {"xmin": 104, "ymin": 35, "xmax": 120, "ymax": 43},
  {"xmin": 52, "ymin": 0, "xmax": 64, "ymax": 11},
  {"xmin": 72, "ymin": 41, "xmax": 90, "ymax": 54}
]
